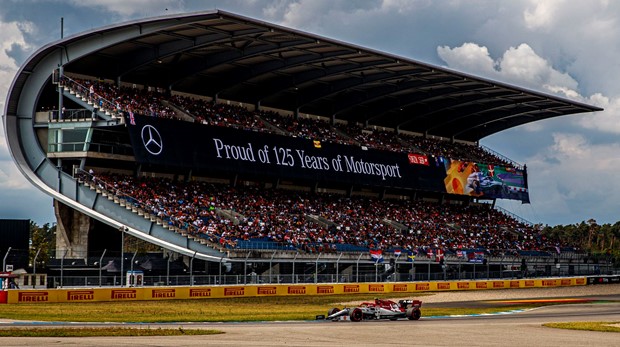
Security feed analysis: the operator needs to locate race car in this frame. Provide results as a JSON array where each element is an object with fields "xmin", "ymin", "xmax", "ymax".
[{"xmin": 325, "ymin": 298, "xmax": 422, "ymax": 322}]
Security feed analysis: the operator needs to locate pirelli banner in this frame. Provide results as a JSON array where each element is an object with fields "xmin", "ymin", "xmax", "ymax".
[
  {"xmin": 126, "ymin": 115, "xmax": 529, "ymax": 202},
  {"xmin": 5, "ymin": 278, "xmax": 585, "ymax": 304}
]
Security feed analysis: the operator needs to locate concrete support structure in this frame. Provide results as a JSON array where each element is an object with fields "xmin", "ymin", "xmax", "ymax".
[{"xmin": 54, "ymin": 199, "xmax": 92, "ymax": 258}]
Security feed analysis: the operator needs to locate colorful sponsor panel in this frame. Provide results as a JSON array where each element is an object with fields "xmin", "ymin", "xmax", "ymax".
[{"xmin": 443, "ymin": 160, "xmax": 529, "ymax": 203}]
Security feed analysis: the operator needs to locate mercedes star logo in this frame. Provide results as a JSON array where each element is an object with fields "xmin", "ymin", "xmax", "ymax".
[{"xmin": 141, "ymin": 125, "xmax": 163, "ymax": 155}]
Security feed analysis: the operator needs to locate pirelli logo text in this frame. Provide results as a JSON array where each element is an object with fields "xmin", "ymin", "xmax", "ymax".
[
  {"xmin": 437, "ymin": 283, "xmax": 450, "ymax": 290},
  {"xmin": 189, "ymin": 288, "xmax": 211, "ymax": 298},
  {"xmin": 152, "ymin": 289, "xmax": 176, "ymax": 299},
  {"xmin": 317, "ymin": 286, "xmax": 334, "ymax": 294},
  {"xmin": 67, "ymin": 290, "xmax": 94, "ymax": 301},
  {"xmin": 287, "ymin": 286, "xmax": 306, "ymax": 295},
  {"xmin": 343, "ymin": 285, "xmax": 359, "ymax": 293},
  {"xmin": 576, "ymin": 278, "xmax": 586, "ymax": 285},
  {"xmin": 224, "ymin": 287, "xmax": 245, "ymax": 296},
  {"xmin": 18, "ymin": 291, "xmax": 49, "ymax": 302},
  {"xmin": 492, "ymin": 281, "xmax": 504, "ymax": 289},
  {"xmin": 368, "ymin": 284, "xmax": 384, "ymax": 292},
  {"xmin": 393, "ymin": 284, "xmax": 408, "ymax": 292},
  {"xmin": 542, "ymin": 280, "xmax": 557, "ymax": 287},
  {"xmin": 257, "ymin": 287, "xmax": 277, "ymax": 295},
  {"xmin": 111, "ymin": 289, "xmax": 137, "ymax": 300},
  {"xmin": 415, "ymin": 283, "xmax": 430, "ymax": 291},
  {"xmin": 457, "ymin": 282, "xmax": 470, "ymax": 289},
  {"xmin": 524, "ymin": 280, "xmax": 535, "ymax": 287},
  {"xmin": 476, "ymin": 282, "xmax": 488, "ymax": 289},
  {"xmin": 510, "ymin": 281, "xmax": 520, "ymax": 288},
  {"xmin": 561, "ymin": 279, "xmax": 571, "ymax": 286}
]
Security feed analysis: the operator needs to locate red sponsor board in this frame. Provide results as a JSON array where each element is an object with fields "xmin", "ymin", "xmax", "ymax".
[
  {"xmin": 343, "ymin": 285, "xmax": 359, "ymax": 293},
  {"xmin": 189, "ymin": 288, "xmax": 211, "ymax": 298},
  {"xmin": 224, "ymin": 287, "xmax": 245, "ymax": 296},
  {"xmin": 542, "ymin": 280, "xmax": 557, "ymax": 287},
  {"xmin": 576, "ymin": 278, "xmax": 586, "ymax": 285},
  {"xmin": 561, "ymin": 279, "xmax": 571, "ymax": 286},
  {"xmin": 457, "ymin": 282, "xmax": 470, "ymax": 289},
  {"xmin": 287, "ymin": 286, "xmax": 306, "ymax": 295},
  {"xmin": 524, "ymin": 280, "xmax": 535, "ymax": 287},
  {"xmin": 393, "ymin": 284, "xmax": 408, "ymax": 292},
  {"xmin": 18, "ymin": 291, "xmax": 49, "ymax": 302},
  {"xmin": 111, "ymin": 289, "xmax": 137, "ymax": 300},
  {"xmin": 368, "ymin": 284, "xmax": 384, "ymax": 292},
  {"xmin": 317, "ymin": 286, "xmax": 334, "ymax": 294},
  {"xmin": 67, "ymin": 290, "xmax": 94, "ymax": 301},
  {"xmin": 257, "ymin": 287, "xmax": 277, "ymax": 295},
  {"xmin": 437, "ymin": 283, "xmax": 451, "ymax": 290},
  {"xmin": 476, "ymin": 282, "xmax": 488, "ymax": 289},
  {"xmin": 407, "ymin": 153, "xmax": 429, "ymax": 166},
  {"xmin": 415, "ymin": 283, "xmax": 430, "ymax": 291},
  {"xmin": 492, "ymin": 281, "xmax": 504, "ymax": 289},
  {"xmin": 510, "ymin": 281, "xmax": 520, "ymax": 288},
  {"xmin": 152, "ymin": 289, "xmax": 175, "ymax": 299}
]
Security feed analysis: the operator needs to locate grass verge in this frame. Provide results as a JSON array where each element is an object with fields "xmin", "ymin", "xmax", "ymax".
[
  {"xmin": 0, "ymin": 327, "xmax": 222, "ymax": 337},
  {"xmin": 543, "ymin": 322, "xmax": 620, "ymax": 333},
  {"xmin": 0, "ymin": 293, "xmax": 544, "ymax": 323}
]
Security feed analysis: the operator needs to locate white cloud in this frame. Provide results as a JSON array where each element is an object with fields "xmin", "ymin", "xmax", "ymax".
[
  {"xmin": 0, "ymin": 20, "xmax": 32, "ymax": 112},
  {"xmin": 517, "ymin": 133, "xmax": 620, "ymax": 224},
  {"xmin": 436, "ymin": 42, "xmax": 497, "ymax": 76},
  {"xmin": 523, "ymin": 0, "xmax": 564, "ymax": 30},
  {"xmin": 67, "ymin": 0, "xmax": 186, "ymax": 18}
]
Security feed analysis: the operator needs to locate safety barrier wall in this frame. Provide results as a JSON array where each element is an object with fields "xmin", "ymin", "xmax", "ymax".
[{"xmin": 3, "ymin": 277, "xmax": 587, "ymax": 304}]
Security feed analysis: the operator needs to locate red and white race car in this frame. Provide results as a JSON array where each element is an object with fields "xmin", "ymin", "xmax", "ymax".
[{"xmin": 326, "ymin": 298, "xmax": 422, "ymax": 322}]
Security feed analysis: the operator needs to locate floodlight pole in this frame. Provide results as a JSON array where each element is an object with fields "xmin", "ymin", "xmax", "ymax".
[
  {"xmin": 355, "ymin": 253, "xmax": 363, "ymax": 282},
  {"xmin": 119, "ymin": 226, "xmax": 125, "ymax": 287},
  {"xmin": 98, "ymin": 249, "xmax": 106, "ymax": 287},
  {"xmin": 292, "ymin": 252, "xmax": 299, "ymax": 284},
  {"xmin": 244, "ymin": 252, "xmax": 250, "ymax": 285},
  {"xmin": 3, "ymin": 247, "xmax": 11, "ymax": 272},
  {"xmin": 315, "ymin": 253, "xmax": 322, "ymax": 284},
  {"xmin": 32, "ymin": 248, "xmax": 41, "ymax": 288},
  {"xmin": 130, "ymin": 251, "xmax": 137, "ymax": 285},
  {"xmin": 335, "ymin": 253, "xmax": 343, "ymax": 283},
  {"xmin": 60, "ymin": 249, "xmax": 68, "ymax": 288}
]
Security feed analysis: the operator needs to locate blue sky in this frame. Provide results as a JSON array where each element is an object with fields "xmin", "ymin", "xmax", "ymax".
[{"xmin": 1, "ymin": 0, "xmax": 618, "ymax": 227}]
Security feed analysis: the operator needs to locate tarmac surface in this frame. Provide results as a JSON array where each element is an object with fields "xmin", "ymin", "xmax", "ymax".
[{"xmin": 1, "ymin": 284, "xmax": 619, "ymax": 347}]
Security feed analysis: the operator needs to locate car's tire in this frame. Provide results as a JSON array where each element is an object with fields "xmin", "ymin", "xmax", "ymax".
[
  {"xmin": 350, "ymin": 308, "xmax": 363, "ymax": 322},
  {"xmin": 328, "ymin": 307, "xmax": 340, "ymax": 317},
  {"xmin": 406, "ymin": 307, "xmax": 421, "ymax": 320}
]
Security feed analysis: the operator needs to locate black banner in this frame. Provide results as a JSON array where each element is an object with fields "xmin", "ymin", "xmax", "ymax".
[
  {"xmin": 126, "ymin": 114, "xmax": 529, "ymax": 203},
  {"xmin": 587, "ymin": 275, "xmax": 620, "ymax": 285},
  {"xmin": 126, "ymin": 115, "xmax": 447, "ymax": 191}
]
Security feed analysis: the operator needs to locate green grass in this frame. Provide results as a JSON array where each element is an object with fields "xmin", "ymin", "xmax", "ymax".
[
  {"xmin": 0, "ymin": 327, "xmax": 222, "ymax": 337},
  {"xmin": 0, "ymin": 293, "xmax": 544, "ymax": 323},
  {"xmin": 543, "ymin": 322, "xmax": 620, "ymax": 333}
]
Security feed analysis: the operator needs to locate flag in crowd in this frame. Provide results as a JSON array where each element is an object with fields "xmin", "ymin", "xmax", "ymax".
[
  {"xmin": 370, "ymin": 249, "xmax": 384, "ymax": 263},
  {"xmin": 406, "ymin": 250, "xmax": 416, "ymax": 262}
]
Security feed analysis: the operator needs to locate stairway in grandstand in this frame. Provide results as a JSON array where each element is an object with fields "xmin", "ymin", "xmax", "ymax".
[
  {"xmin": 57, "ymin": 76, "xmax": 123, "ymax": 124},
  {"xmin": 75, "ymin": 172, "xmax": 226, "ymax": 258}
]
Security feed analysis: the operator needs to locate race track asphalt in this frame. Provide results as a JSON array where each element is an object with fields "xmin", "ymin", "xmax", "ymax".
[{"xmin": 2, "ymin": 284, "xmax": 619, "ymax": 347}]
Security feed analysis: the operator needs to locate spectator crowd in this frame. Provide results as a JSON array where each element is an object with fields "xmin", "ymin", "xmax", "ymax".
[
  {"xmin": 61, "ymin": 75, "xmax": 518, "ymax": 168},
  {"xmin": 80, "ymin": 172, "xmax": 570, "ymax": 256}
]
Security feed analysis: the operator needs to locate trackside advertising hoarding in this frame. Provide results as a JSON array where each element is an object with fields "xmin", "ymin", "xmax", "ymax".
[
  {"xmin": 126, "ymin": 115, "xmax": 529, "ymax": 202},
  {"xmin": 4, "ymin": 278, "xmax": 586, "ymax": 304}
]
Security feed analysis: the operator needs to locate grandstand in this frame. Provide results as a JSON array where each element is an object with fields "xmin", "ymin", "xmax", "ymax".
[{"xmin": 3, "ymin": 11, "xmax": 604, "ymax": 285}]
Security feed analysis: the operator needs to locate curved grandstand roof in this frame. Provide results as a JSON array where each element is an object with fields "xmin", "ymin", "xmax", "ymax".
[
  {"xmin": 2, "ymin": 10, "xmax": 602, "ymax": 262},
  {"xmin": 40, "ymin": 10, "xmax": 600, "ymax": 142}
]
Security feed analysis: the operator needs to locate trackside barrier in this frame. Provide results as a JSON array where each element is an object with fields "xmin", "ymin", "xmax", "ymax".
[{"xmin": 4, "ymin": 277, "xmax": 587, "ymax": 304}]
